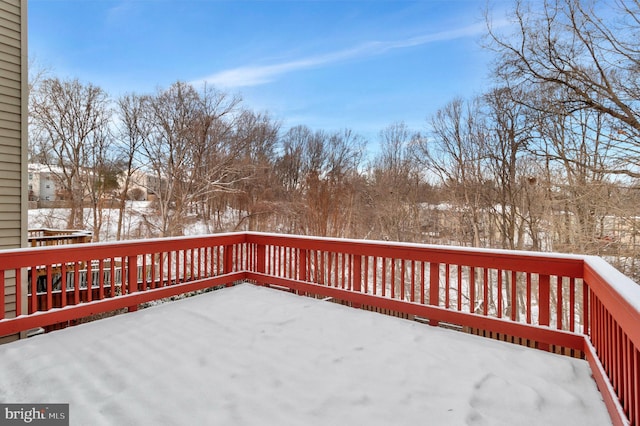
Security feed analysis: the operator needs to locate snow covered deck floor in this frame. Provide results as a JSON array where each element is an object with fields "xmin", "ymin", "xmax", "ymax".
[{"xmin": 0, "ymin": 283, "xmax": 610, "ymax": 425}]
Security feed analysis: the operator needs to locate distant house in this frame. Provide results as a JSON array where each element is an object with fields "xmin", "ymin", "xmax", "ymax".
[
  {"xmin": 28, "ymin": 165, "xmax": 165, "ymax": 206},
  {"xmin": 120, "ymin": 170, "xmax": 148, "ymax": 201},
  {"xmin": 120, "ymin": 170, "xmax": 166, "ymax": 202},
  {"xmin": 27, "ymin": 163, "xmax": 66, "ymax": 203}
]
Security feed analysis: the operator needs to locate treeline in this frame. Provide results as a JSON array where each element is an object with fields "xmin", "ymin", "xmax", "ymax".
[{"xmin": 28, "ymin": 0, "xmax": 640, "ymax": 279}]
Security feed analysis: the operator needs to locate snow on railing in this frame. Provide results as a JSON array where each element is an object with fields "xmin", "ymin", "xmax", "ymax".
[
  {"xmin": 27, "ymin": 228, "xmax": 93, "ymax": 247},
  {"xmin": 0, "ymin": 231, "xmax": 638, "ymax": 425}
]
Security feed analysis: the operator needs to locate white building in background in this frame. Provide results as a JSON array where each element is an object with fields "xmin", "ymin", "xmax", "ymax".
[
  {"xmin": 27, "ymin": 164, "xmax": 65, "ymax": 203},
  {"xmin": 28, "ymin": 164, "xmax": 163, "ymax": 206}
]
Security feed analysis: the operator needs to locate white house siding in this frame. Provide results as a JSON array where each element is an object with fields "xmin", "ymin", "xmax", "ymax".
[{"xmin": 0, "ymin": 0, "xmax": 26, "ymax": 343}]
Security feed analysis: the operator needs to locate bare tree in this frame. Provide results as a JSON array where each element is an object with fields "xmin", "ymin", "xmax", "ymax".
[
  {"xmin": 533, "ymin": 87, "xmax": 618, "ymax": 253},
  {"xmin": 30, "ymin": 78, "xmax": 111, "ymax": 229},
  {"xmin": 139, "ymin": 82, "xmax": 242, "ymax": 237},
  {"xmin": 84, "ymin": 125, "xmax": 119, "ymax": 241},
  {"xmin": 27, "ymin": 59, "xmax": 51, "ymax": 163},
  {"xmin": 415, "ymin": 98, "xmax": 489, "ymax": 247},
  {"xmin": 369, "ymin": 122, "xmax": 423, "ymax": 242},
  {"xmin": 273, "ymin": 126, "xmax": 364, "ymax": 237},
  {"xmin": 228, "ymin": 110, "xmax": 280, "ymax": 231},
  {"xmin": 483, "ymin": 87, "xmax": 535, "ymax": 250},
  {"xmin": 114, "ymin": 93, "xmax": 151, "ymax": 240},
  {"xmin": 303, "ymin": 129, "xmax": 364, "ymax": 237},
  {"xmin": 486, "ymin": 0, "xmax": 640, "ymax": 178}
]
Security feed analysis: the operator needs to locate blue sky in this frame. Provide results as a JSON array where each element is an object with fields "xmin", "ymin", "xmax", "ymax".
[{"xmin": 29, "ymin": 0, "xmax": 511, "ymax": 145}]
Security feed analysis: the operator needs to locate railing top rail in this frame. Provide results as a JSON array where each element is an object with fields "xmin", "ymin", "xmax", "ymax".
[
  {"xmin": 244, "ymin": 231, "xmax": 578, "ymax": 256},
  {"xmin": 29, "ymin": 235, "xmax": 88, "ymax": 240},
  {"xmin": 4, "ymin": 230, "xmax": 640, "ymax": 333},
  {"xmin": 585, "ymin": 255, "xmax": 640, "ymax": 313},
  {"xmin": 27, "ymin": 228, "xmax": 93, "ymax": 236},
  {"xmin": 12, "ymin": 230, "xmax": 587, "ymax": 263},
  {"xmin": 244, "ymin": 232, "xmax": 585, "ymax": 277},
  {"xmin": 0, "ymin": 232, "xmax": 246, "ymax": 269},
  {"xmin": 584, "ymin": 256, "xmax": 640, "ymax": 350}
]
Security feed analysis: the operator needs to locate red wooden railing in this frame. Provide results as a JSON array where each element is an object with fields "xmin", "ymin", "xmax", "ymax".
[{"xmin": 0, "ymin": 232, "xmax": 638, "ymax": 425}]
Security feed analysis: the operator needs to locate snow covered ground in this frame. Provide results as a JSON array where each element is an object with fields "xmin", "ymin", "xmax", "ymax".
[
  {"xmin": 28, "ymin": 202, "xmax": 239, "ymax": 241},
  {"xmin": 0, "ymin": 284, "xmax": 610, "ymax": 426}
]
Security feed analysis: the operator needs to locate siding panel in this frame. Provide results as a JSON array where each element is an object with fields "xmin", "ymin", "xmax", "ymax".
[
  {"xmin": 0, "ymin": 48, "xmax": 19, "ymax": 66},
  {"xmin": 0, "ymin": 92, "xmax": 20, "ymax": 106},
  {"xmin": 0, "ymin": 186, "xmax": 19, "ymax": 197},
  {"xmin": 0, "ymin": 218, "xmax": 20, "ymax": 229},
  {"xmin": 0, "ymin": 0, "xmax": 24, "ymax": 336},
  {"xmin": 0, "ymin": 113, "xmax": 21, "ymax": 127},
  {"xmin": 0, "ymin": 143, "xmax": 19, "ymax": 155},
  {"xmin": 0, "ymin": 115, "xmax": 19, "ymax": 130},
  {"xmin": 0, "ymin": 191, "xmax": 19, "ymax": 201},
  {"xmin": 0, "ymin": 1, "xmax": 19, "ymax": 18},
  {"xmin": 0, "ymin": 126, "xmax": 20, "ymax": 139},
  {"xmin": 0, "ymin": 203, "xmax": 21, "ymax": 213},
  {"xmin": 0, "ymin": 166, "xmax": 22, "ymax": 176},
  {"xmin": 0, "ymin": 59, "xmax": 20, "ymax": 75},
  {"xmin": 0, "ymin": 33, "xmax": 20, "ymax": 50},
  {"xmin": 0, "ymin": 159, "xmax": 20, "ymax": 172},
  {"xmin": 0, "ymin": 227, "xmax": 20, "ymax": 237},
  {"xmin": 0, "ymin": 99, "xmax": 21, "ymax": 114},
  {"xmin": 0, "ymin": 14, "xmax": 19, "ymax": 32},
  {"xmin": 0, "ymin": 79, "xmax": 19, "ymax": 98},
  {"xmin": 0, "ymin": 67, "xmax": 20, "ymax": 85}
]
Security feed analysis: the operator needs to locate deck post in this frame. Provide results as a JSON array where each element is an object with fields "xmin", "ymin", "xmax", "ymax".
[
  {"xmin": 298, "ymin": 249, "xmax": 307, "ymax": 282},
  {"xmin": 429, "ymin": 262, "xmax": 439, "ymax": 326},
  {"xmin": 297, "ymin": 249, "xmax": 308, "ymax": 296},
  {"xmin": 224, "ymin": 245, "xmax": 234, "ymax": 287},
  {"xmin": 255, "ymin": 243, "xmax": 266, "ymax": 286},
  {"xmin": 127, "ymin": 255, "xmax": 138, "ymax": 312},
  {"xmin": 352, "ymin": 255, "xmax": 362, "ymax": 308},
  {"xmin": 539, "ymin": 274, "xmax": 550, "ymax": 351},
  {"xmin": 0, "ymin": 270, "xmax": 4, "ymax": 320}
]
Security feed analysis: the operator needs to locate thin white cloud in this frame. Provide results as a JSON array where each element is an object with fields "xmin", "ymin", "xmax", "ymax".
[
  {"xmin": 193, "ymin": 21, "xmax": 507, "ymax": 89},
  {"xmin": 106, "ymin": 1, "xmax": 136, "ymax": 25}
]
